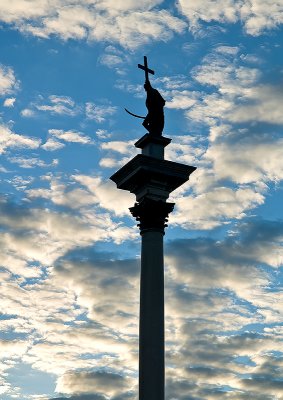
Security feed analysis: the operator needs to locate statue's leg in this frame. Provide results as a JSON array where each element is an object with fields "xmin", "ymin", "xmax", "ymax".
[
  {"xmin": 143, "ymin": 115, "xmax": 150, "ymax": 131},
  {"xmin": 150, "ymin": 114, "xmax": 164, "ymax": 136}
]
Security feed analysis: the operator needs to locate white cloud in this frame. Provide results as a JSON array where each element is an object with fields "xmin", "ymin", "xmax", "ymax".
[
  {"xmin": 205, "ymin": 136, "xmax": 283, "ymax": 184},
  {"xmin": 7, "ymin": 175, "xmax": 34, "ymax": 191},
  {"xmin": 170, "ymin": 185, "xmax": 264, "ymax": 229},
  {"xmin": 178, "ymin": 0, "xmax": 239, "ymax": 32},
  {"xmin": 49, "ymin": 129, "xmax": 93, "ymax": 144},
  {"xmin": 8, "ymin": 156, "xmax": 58, "ymax": 169},
  {"xmin": 3, "ymin": 97, "xmax": 16, "ymax": 107},
  {"xmin": 178, "ymin": 0, "xmax": 283, "ymax": 36},
  {"xmin": 41, "ymin": 138, "xmax": 65, "ymax": 151},
  {"xmin": 21, "ymin": 108, "xmax": 35, "ymax": 117},
  {"xmin": 36, "ymin": 95, "xmax": 80, "ymax": 116},
  {"xmin": 0, "ymin": 123, "xmax": 41, "ymax": 154},
  {"xmin": 72, "ymin": 174, "xmax": 135, "ymax": 216},
  {"xmin": 161, "ymin": 46, "xmax": 283, "ymax": 230},
  {"xmin": 98, "ymin": 139, "xmax": 138, "ymax": 168},
  {"xmin": 0, "ymin": 2, "xmax": 185, "ymax": 49},
  {"xmin": 0, "ymin": 65, "xmax": 19, "ymax": 96},
  {"xmin": 0, "ymin": 191, "xmax": 134, "ymax": 278},
  {"xmin": 100, "ymin": 54, "xmax": 124, "ymax": 68},
  {"xmin": 165, "ymin": 90, "xmax": 197, "ymax": 109},
  {"xmin": 0, "ymin": 0, "xmax": 281, "ymax": 53},
  {"xmin": 94, "ymin": 0, "xmax": 163, "ymax": 13},
  {"xmin": 26, "ymin": 173, "xmax": 135, "ymax": 218},
  {"xmin": 100, "ymin": 140, "xmax": 134, "ymax": 155},
  {"xmin": 241, "ymin": 0, "xmax": 283, "ymax": 36},
  {"xmin": 96, "ymin": 129, "xmax": 112, "ymax": 139},
  {"xmin": 99, "ymin": 156, "xmax": 131, "ymax": 168},
  {"xmin": 226, "ymin": 84, "xmax": 283, "ymax": 125},
  {"xmin": 165, "ymin": 136, "xmax": 205, "ymax": 165},
  {"xmin": 85, "ymin": 102, "xmax": 117, "ymax": 123}
]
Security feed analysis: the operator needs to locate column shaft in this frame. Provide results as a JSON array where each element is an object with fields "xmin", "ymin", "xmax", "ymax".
[{"xmin": 139, "ymin": 230, "xmax": 164, "ymax": 400}]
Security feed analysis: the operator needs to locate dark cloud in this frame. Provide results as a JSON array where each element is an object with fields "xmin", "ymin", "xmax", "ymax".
[
  {"xmin": 166, "ymin": 219, "xmax": 283, "ymax": 291},
  {"xmin": 162, "ymin": 219, "xmax": 283, "ymax": 399},
  {"xmin": 241, "ymin": 354, "xmax": 283, "ymax": 396},
  {"xmin": 51, "ymin": 395, "xmax": 106, "ymax": 400},
  {"xmin": 55, "ymin": 370, "xmax": 132, "ymax": 399}
]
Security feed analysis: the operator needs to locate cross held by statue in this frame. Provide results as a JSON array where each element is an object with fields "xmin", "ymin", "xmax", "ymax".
[{"xmin": 138, "ymin": 56, "xmax": 155, "ymax": 83}]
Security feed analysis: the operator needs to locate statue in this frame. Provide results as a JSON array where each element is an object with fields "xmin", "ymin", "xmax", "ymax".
[
  {"xmin": 142, "ymin": 80, "xmax": 165, "ymax": 136},
  {"xmin": 125, "ymin": 56, "xmax": 166, "ymax": 137}
]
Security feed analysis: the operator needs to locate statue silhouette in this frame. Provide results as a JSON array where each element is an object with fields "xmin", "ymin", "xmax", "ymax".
[
  {"xmin": 142, "ymin": 80, "xmax": 165, "ymax": 137},
  {"xmin": 125, "ymin": 56, "xmax": 166, "ymax": 137}
]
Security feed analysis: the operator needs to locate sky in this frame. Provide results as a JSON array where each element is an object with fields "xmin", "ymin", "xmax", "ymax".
[{"xmin": 0, "ymin": 0, "xmax": 283, "ymax": 399}]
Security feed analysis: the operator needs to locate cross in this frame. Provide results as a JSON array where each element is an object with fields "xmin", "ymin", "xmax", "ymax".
[{"xmin": 138, "ymin": 56, "xmax": 155, "ymax": 83}]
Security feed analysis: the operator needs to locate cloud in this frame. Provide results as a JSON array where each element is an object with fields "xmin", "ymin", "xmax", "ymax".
[
  {"xmin": 0, "ymin": 191, "xmax": 281, "ymax": 400},
  {"xmin": 170, "ymin": 185, "xmax": 265, "ymax": 229},
  {"xmin": 48, "ymin": 129, "xmax": 93, "ymax": 144},
  {"xmin": 100, "ymin": 140, "xmax": 134, "ymax": 155},
  {"xmin": 3, "ymin": 97, "xmax": 16, "ymax": 107},
  {"xmin": 96, "ymin": 129, "xmax": 112, "ymax": 139},
  {"xmin": 0, "ymin": 0, "xmax": 281, "ymax": 52},
  {"xmin": 190, "ymin": 62, "xmax": 283, "ymax": 128},
  {"xmin": 42, "ymin": 138, "xmax": 66, "ymax": 151},
  {"xmin": 167, "ymin": 220, "xmax": 283, "ymax": 292},
  {"xmin": 53, "ymin": 249, "xmax": 139, "ymax": 331},
  {"xmin": 0, "ymin": 234, "xmax": 139, "ymax": 393},
  {"xmin": 161, "ymin": 219, "xmax": 283, "ymax": 399},
  {"xmin": 21, "ymin": 96, "xmax": 117, "ymax": 125},
  {"xmin": 165, "ymin": 90, "xmax": 197, "ymax": 109},
  {"xmin": 98, "ymin": 139, "xmax": 138, "ymax": 168},
  {"xmin": 178, "ymin": 0, "xmax": 283, "ymax": 36},
  {"xmin": 85, "ymin": 102, "xmax": 117, "ymax": 123},
  {"xmin": 100, "ymin": 54, "xmax": 124, "ymax": 68},
  {"xmin": 36, "ymin": 95, "xmax": 81, "ymax": 116},
  {"xmin": 8, "ymin": 156, "xmax": 58, "ymax": 169},
  {"xmin": 0, "ymin": 2, "xmax": 185, "ymax": 49},
  {"xmin": 226, "ymin": 84, "xmax": 283, "ymax": 125},
  {"xmin": 0, "ymin": 187, "xmax": 135, "ymax": 280},
  {"xmin": 161, "ymin": 45, "xmax": 283, "ymax": 230},
  {"xmin": 51, "ymin": 395, "xmax": 107, "ymax": 400},
  {"xmin": 7, "ymin": 175, "xmax": 34, "ymax": 191},
  {"xmin": 26, "ymin": 174, "xmax": 135, "ymax": 217},
  {"xmin": 239, "ymin": 354, "xmax": 283, "ymax": 397},
  {"xmin": 56, "ymin": 370, "xmax": 132, "ymax": 397},
  {"xmin": 72, "ymin": 174, "xmax": 135, "ymax": 216},
  {"xmin": 0, "ymin": 123, "xmax": 41, "ymax": 154},
  {"xmin": 21, "ymin": 108, "xmax": 35, "ymax": 117},
  {"xmin": 0, "ymin": 64, "xmax": 19, "ymax": 95},
  {"xmin": 205, "ymin": 134, "xmax": 283, "ymax": 185}
]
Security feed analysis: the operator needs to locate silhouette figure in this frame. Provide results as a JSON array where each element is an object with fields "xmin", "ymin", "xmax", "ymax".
[
  {"xmin": 142, "ymin": 80, "xmax": 165, "ymax": 137},
  {"xmin": 125, "ymin": 56, "xmax": 166, "ymax": 137}
]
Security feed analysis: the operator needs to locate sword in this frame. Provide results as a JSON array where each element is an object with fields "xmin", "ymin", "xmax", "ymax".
[{"xmin": 125, "ymin": 108, "xmax": 145, "ymax": 119}]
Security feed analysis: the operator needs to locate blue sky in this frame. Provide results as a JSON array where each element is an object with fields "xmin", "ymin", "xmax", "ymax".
[{"xmin": 0, "ymin": 1, "xmax": 283, "ymax": 399}]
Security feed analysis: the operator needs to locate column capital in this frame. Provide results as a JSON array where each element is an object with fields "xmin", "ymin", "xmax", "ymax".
[{"xmin": 130, "ymin": 198, "xmax": 175, "ymax": 234}]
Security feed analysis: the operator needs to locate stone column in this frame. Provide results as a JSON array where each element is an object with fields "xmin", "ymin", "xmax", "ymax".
[
  {"xmin": 110, "ymin": 133, "xmax": 196, "ymax": 400},
  {"xmin": 130, "ymin": 198, "xmax": 174, "ymax": 400}
]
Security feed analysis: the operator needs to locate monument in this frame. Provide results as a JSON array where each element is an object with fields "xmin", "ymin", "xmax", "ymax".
[{"xmin": 110, "ymin": 56, "xmax": 196, "ymax": 400}]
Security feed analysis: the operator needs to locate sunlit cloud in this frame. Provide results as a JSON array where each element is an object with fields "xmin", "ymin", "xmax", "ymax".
[
  {"xmin": 0, "ymin": 123, "xmax": 41, "ymax": 154},
  {"xmin": 0, "ymin": 64, "xmax": 19, "ymax": 95},
  {"xmin": 0, "ymin": 2, "xmax": 283, "ymax": 399},
  {"xmin": 48, "ymin": 129, "xmax": 93, "ymax": 144},
  {"xmin": 3, "ymin": 97, "xmax": 16, "ymax": 107}
]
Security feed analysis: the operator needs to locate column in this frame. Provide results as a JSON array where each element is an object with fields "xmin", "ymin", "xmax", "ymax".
[{"xmin": 130, "ymin": 198, "xmax": 174, "ymax": 400}]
